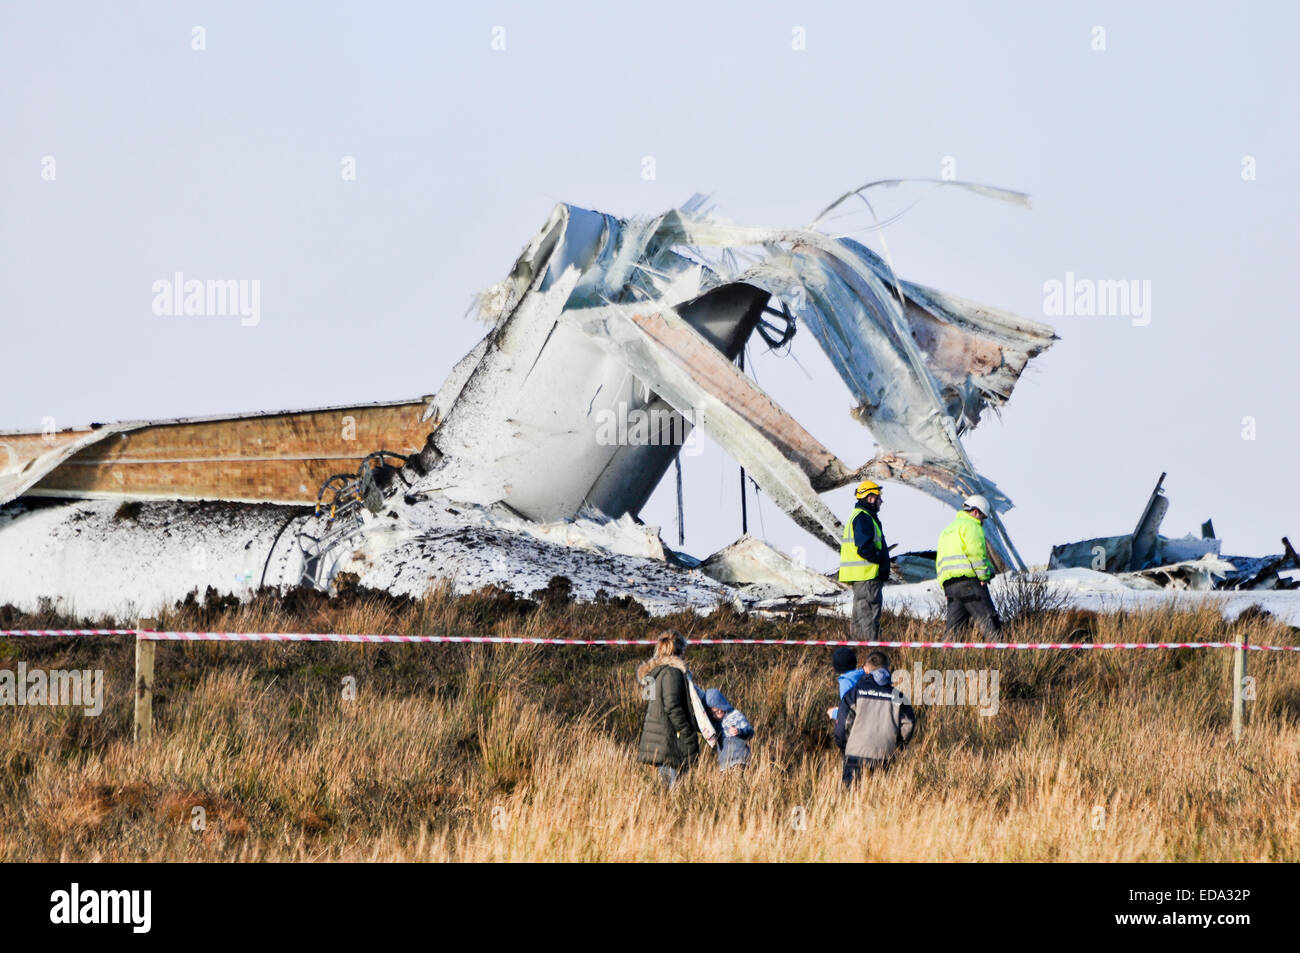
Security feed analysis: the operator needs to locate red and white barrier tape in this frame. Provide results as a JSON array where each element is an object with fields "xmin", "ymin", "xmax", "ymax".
[
  {"xmin": 2, "ymin": 630, "xmax": 1297, "ymax": 651},
  {"xmin": 0, "ymin": 629, "xmax": 138, "ymax": 637}
]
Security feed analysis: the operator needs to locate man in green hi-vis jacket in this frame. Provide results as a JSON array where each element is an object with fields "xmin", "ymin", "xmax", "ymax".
[{"xmin": 936, "ymin": 494, "xmax": 1003, "ymax": 637}]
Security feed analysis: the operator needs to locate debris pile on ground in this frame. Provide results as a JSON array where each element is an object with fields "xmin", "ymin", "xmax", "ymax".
[
  {"xmin": 698, "ymin": 534, "xmax": 844, "ymax": 604},
  {"xmin": 890, "ymin": 550, "xmax": 940, "ymax": 584},
  {"xmin": 1048, "ymin": 473, "xmax": 1297, "ymax": 593}
]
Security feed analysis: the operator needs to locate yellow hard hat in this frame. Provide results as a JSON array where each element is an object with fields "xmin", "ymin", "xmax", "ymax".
[{"xmin": 855, "ymin": 480, "xmax": 883, "ymax": 499}]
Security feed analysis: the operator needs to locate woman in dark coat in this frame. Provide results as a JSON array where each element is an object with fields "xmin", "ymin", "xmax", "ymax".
[{"xmin": 636, "ymin": 630, "xmax": 701, "ymax": 788}]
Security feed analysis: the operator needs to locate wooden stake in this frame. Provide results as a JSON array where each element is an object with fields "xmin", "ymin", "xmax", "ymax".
[
  {"xmin": 135, "ymin": 617, "xmax": 157, "ymax": 744},
  {"xmin": 1232, "ymin": 629, "xmax": 1248, "ymax": 743}
]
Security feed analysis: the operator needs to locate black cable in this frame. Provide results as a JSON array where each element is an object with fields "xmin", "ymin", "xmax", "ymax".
[{"xmin": 259, "ymin": 510, "xmax": 304, "ymax": 589}]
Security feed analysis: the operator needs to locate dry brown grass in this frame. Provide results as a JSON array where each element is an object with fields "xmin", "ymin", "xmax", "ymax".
[{"xmin": 1, "ymin": 583, "xmax": 1297, "ymax": 861}]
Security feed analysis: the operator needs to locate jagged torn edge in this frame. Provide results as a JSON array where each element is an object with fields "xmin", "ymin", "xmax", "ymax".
[{"xmin": 574, "ymin": 203, "xmax": 1046, "ymax": 566}]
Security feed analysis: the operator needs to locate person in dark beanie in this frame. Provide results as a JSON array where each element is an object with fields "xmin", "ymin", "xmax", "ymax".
[
  {"xmin": 834, "ymin": 650, "xmax": 916, "ymax": 787},
  {"xmin": 636, "ymin": 630, "xmax": 703, "ymax": 788},
  {"xmin": 827, "ymin": 646, "xmax": 867, "ymax": 722}
]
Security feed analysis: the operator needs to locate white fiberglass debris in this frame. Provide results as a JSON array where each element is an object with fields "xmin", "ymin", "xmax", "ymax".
[
  {"xmin": 0, "ymin": 499, "xmax": 302, "ymax": 619},
  {"xmin": 699, "ymin": 534, "xmax": 843, "ymax": 596}
]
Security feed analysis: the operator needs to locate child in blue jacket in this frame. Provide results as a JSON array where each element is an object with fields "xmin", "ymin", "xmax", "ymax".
[{"xmin": 702, "ymin": 688, "xmax": 753, "ymax": 771}]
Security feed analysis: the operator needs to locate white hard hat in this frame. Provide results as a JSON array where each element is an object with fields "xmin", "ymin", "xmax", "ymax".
[{"xmin": 963, "ymin": 494, "xmax": 991, "ymax": 516}]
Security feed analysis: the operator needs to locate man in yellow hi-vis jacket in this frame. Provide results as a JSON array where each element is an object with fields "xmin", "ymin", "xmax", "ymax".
[
  {"xmin": 935, "ymin": 494, "xmax": 1003, "ymax": 637},
  {"xmin": 839, "ymin": 480, "xmax": 891, "ymax": 641}
]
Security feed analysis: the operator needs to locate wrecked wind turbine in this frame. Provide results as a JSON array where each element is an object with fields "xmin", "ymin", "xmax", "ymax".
[
  {"xmin": 0, "ymin": 182, "xmax": 1055, "ymax": 615},
  {"xmin": 413, "ymin": 187, "xmax": 1056, "ymax": 570}
]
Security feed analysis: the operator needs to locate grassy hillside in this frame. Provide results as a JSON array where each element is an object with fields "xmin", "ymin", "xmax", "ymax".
[{"xmin": 1, "ymin": 580, "xmax": 1296, "ymax": 861}]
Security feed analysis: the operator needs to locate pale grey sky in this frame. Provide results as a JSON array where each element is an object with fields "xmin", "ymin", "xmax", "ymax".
[{"xmin": 2, "ymin": 1, "xmax": 1295, "ymax": 569}]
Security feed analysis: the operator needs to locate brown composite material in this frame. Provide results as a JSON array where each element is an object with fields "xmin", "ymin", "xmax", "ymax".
[
  {"xmin": 9, "ymin": 398, "xmax": 432, "ymax": 505},
  {"xmin": 627, "ymin": 310, "xmax": 852, "ymax": 492}
]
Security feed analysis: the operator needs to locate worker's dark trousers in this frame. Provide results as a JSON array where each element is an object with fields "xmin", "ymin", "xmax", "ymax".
[
  {"xmin": 851, "ymin": 579, "xmax": 883, "ymax": 641},
  {"xmin": 943, "ymin": 577, "xmax": 1002, "ymax": 637},
  {"xmin": 842, "ymin": 755, "xmax": 891, "ymax": 787}
]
